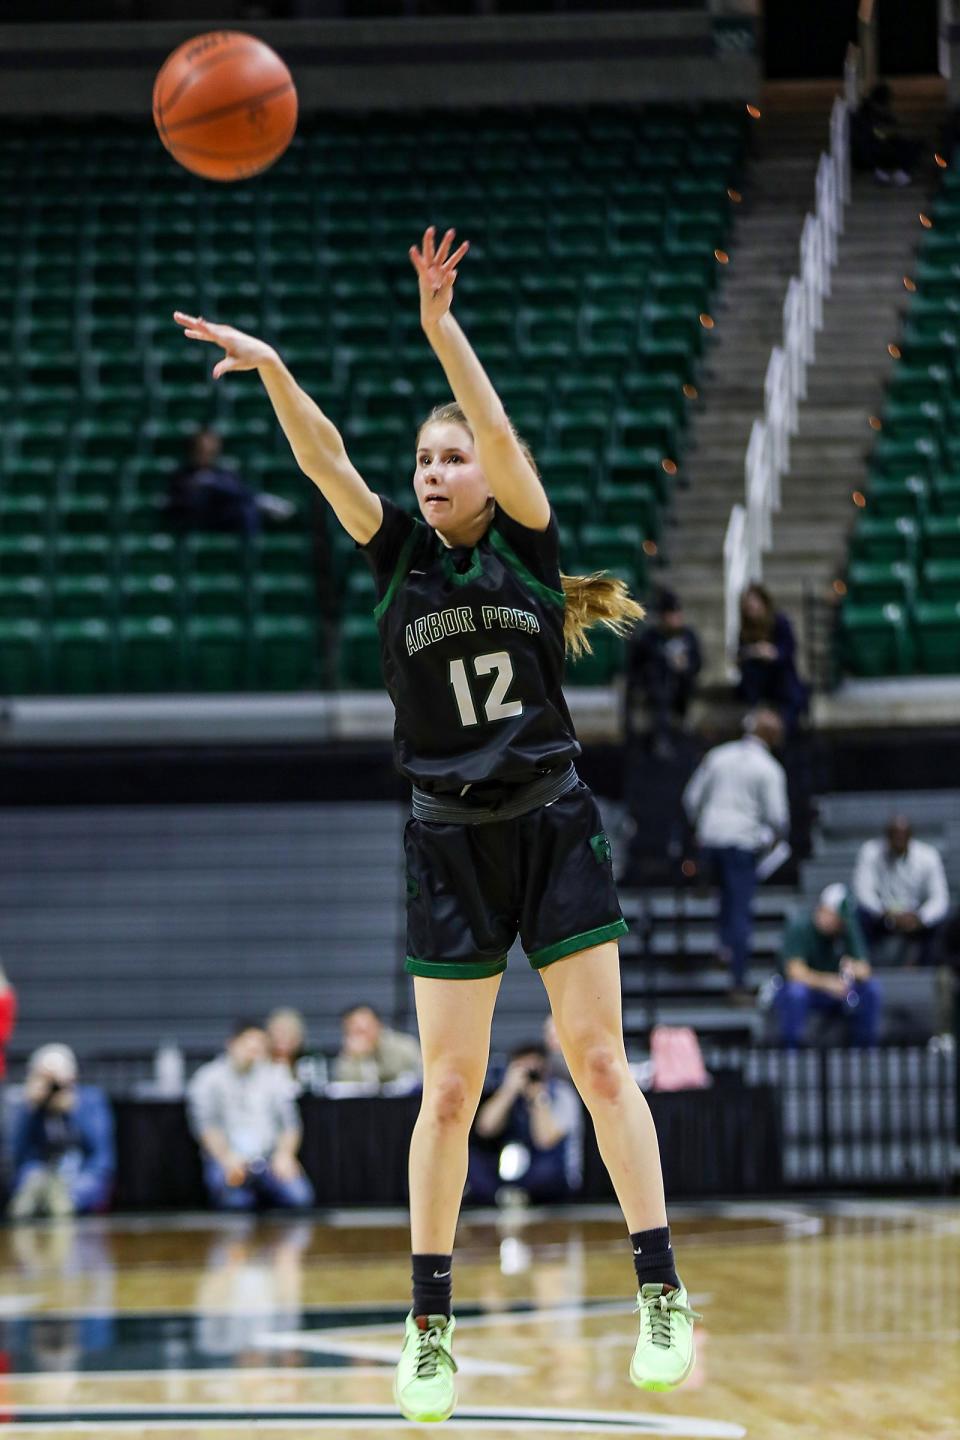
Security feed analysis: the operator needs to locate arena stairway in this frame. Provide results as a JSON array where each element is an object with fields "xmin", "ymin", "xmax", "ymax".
[{"xmin": 664, "ymin": 80, "xmax": 946, "ymax": 686}]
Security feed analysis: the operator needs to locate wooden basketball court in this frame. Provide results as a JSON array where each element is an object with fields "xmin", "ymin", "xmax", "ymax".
[{"xmin": 0, "ymin": 1201, "xmax": 956, "ymax": 1438}]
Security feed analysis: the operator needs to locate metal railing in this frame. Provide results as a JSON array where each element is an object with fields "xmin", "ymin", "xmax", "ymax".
[
  {"xmin": 706, "ymin": 1042, "xmax": 956, "ymax": 1191},
  {"xmin": 723, "ymin": 95, "xmax": 851, "ymax": 676}
]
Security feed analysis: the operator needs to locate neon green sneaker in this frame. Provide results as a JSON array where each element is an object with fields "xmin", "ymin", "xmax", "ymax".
[
  {"xmin": 629, "ymin": 1281, "xmax": 701, "ymax": 1392},
  {"xmin": 393, "ymin": 1311, "xmax": 458, "ymax": 1423}
]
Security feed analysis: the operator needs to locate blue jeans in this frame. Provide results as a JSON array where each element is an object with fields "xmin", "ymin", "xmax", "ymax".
[
  {"xmin": 203, "ymin": 1158, "xmax": 315, "ymax": 1212},
  {"xmin": 705, "ymin": 846, "xmax": 757, "ymax": 987},
  {"xmin": 776, "ymin": 978, "xmax": 882, "ymax": 1048}
]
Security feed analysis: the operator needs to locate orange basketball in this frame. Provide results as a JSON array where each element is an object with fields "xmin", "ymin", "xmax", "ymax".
[{"xmin": 153, "ymin": 30, "xmax": 297, "ymax": 182}]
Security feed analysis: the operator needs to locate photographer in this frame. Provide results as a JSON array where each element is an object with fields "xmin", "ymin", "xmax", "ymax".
[
  {"xmin": 8, "ymin": 1045, "xmax": 115, "ymax": 1220},
  {"xmin": 467, "ymin": 1042, "xmax": 583, "ymax": 1205}
]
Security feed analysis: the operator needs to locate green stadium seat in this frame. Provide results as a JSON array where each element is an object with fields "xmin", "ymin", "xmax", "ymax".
[
  {"xmin": 51, "ymin": 618, "xmax": 115, "ymax": 694},
  {"xmin": 0, "ymin": 576, "xmax": 48, "ymax": 622},
  {"xmin": 252, "ymin": 616, "xmax": 318, "ymax": 690},
  {"xmin": 186, "ymin": 574, "xmax": 246, "ymax": 618},
  {"xmin": 184, "ymin": 616, "xmax": 249, "ymax": 691},
  {"xmin": 596, "ymin": 481, "xmax": 660, "ymax": 537},
  {"xmin": 579, "ymin": 523, "xmax": 645, "ymax": 586},
  {"xmin": 120, "ymin": 573, "xmax": 179, "ymax": 619},
  {"xmin": 339, "ymin": 613, "xmax": 382, "ymax": 688},
  {"xmin": 118, "ymin": 616, "xmax": 181, "ymax": 692},
  {"xmin": 252, "ymin": 572, "xmax": 315, "ymax": 615},
  {"xmin": 52, "ymin": 534, "xmax": 112, "ymax": 578},
  {"xmin": 849, "ymin": 515, "xmax": 918, "ymax": 564},
  {"xmin": 838, "ymin": 602, "xmax": 914, "ymax": 676},
  {"xmin": 921, "ymin": 557, "xmax": 960, "ymax": 599},
  {"xmin": 930, "ymin": 476, "xmax": 960, "ymax": 513},
  {"xmin": 184, "ymin": 533, "xmax": 249, "ymax": 577},
  {"xmin": 913, "ymin": 600, "xmax": 960, "ymax": 673},
  {"xmin": 846, "ymin": 560, "xmax": 916, "ymax": 607},
  {"xmin": 0, "ymin": 619, "xmax": 49, "ymax": 693},
  {"xmin": 118, "ymin": 532, "xmax": 179, "ymax": 579},
  {"xmin": 53, "ymin": 575, "xmax": 113, "ymax": 619},
  {"xmin": 256, "ymin": 534, "xmax": 313, "ymax": 577},
  {"xmin": 869, "ymin": 434, "xmax": 938, "ymax": 481},
  {"xmin": 566, "ymin": 629, "xmax": 627, "ymax": 685},
  {"xmin": 923, "ymin": 514, "xmax": 960, "ymax": 560},
  {"xmin": 864, "ymin": 474, "xmax": 928, "ymax": 518},
  {"xmin": 0, "ymin": 534, "xmax": 48, "ymax": 580},
  {"xmin": 0, "ymin": 495, "xmax": 49, "ymax": 537}
]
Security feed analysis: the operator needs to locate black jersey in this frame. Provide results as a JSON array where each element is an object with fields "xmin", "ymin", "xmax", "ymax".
[{"xmin": 361, "ymin": 496, "xmax": 581, "ymax": 794}]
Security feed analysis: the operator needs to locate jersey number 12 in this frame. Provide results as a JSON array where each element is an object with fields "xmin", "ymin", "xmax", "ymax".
[{"xmin": 448, "ymin": 651, "xmax": 522, "ymax": 727}]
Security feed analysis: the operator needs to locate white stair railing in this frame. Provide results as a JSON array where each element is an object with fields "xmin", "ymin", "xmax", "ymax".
[{"xmin": 723, "ymin": 94, "xmax": 850, "ymax": 672}]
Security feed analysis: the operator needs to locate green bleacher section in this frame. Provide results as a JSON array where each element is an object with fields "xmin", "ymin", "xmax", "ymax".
[
  {"xmin": 840, "ymin": 166, "xmax": 960, "ymax": 677},
  {"xmin": 0, "ymin": 108, "xmax": 745, "ymax": 694}
]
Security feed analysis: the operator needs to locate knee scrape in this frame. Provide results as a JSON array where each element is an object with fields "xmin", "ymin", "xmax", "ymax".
[{"xmin": 583, "ymin": 1043, "xmax": 623, "ymax": 1102}]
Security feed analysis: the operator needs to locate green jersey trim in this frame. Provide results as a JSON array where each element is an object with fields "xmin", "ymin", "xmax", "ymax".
[
  {"xmin": 373, "ymin": 523, "xmax": 423, "ymax": 622},
  {"xmin": 527, "ymin": 918, "xmax": 628, "ymax": 969},
  {"xmin": 440, "ymin": 545, "xmax": 484, "ymax": 587},
  {"xmin": 405, "ymin": 954, "xmax": 508, "ymax": 980},
  {"xmin": 488, "ymin": 527, "xmax": 566, "ymax": 610}
]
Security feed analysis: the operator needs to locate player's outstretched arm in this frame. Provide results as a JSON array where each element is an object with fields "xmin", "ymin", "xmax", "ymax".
[
  {"xmin": 409, "ymin": 228, "xmax": 551, "ymax": 531},
  {"xmin": 173, "ymin": 312, "xmax": 382, "ymax": 543}
]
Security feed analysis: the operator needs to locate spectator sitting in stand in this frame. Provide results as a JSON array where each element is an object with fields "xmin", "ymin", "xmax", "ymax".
[
  {"xmin": 467, "ymin": 1041, "xmax": 583, "ymax": 1205},
  {"xmin": 682, "ymin": 707, "xmax": 790, "ymax": 1003},
  {"xmin": 736, "ymin": 583, "xmax": 808, "ymax": 736},
  {"xmin": 168, "ymin": 428, "xmax": 294, "ymax": 538},
  {"xmin": 775, "ymin": 884, "xmax": 882, "ymax": 1048},
  {"xmin": 332, "ymin": 1004, "xmax": 422, "ymax": 1089},
  {"xmin": 187, "ymin": 1019, "xmax": 314, "ymax": 1212},
  {"xmin": 625, "ymin": 587, "xmax": 702, "ymax": 760},
  {"xmin": 8, "ymin": 1045, "xmax": 115, "ymax": 1220},
  {"xmin": 852, "ymin": 815, "xmax": 950, "ymax": 968},
  {"xmin": 851, "ymin": 82, "xmax": 923, "ymax": 187}
]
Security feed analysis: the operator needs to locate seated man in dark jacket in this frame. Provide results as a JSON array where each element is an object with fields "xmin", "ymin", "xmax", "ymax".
[{"xmin": 8, "ymin": 1044, "xmax": 115, "ymax": 1219}]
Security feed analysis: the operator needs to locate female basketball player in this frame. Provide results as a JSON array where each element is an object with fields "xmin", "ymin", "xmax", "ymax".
[{"xmin": 174, "ymin": 225, "xmax": 699, "ymax": 1424}]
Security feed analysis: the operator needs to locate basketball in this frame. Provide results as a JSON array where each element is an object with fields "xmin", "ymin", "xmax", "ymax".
[{"xmin": 153, "ymin": 30, "xmax": 297, "ymax": 182}]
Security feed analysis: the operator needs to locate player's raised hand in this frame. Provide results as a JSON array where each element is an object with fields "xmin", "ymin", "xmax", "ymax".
[
  {"xmin": 173, "ymin": 311, "xmax": 278, "ymax": 379},
  {"xmin": 409, "ymin": 226, "xmax": 469, "ymax": 331}
]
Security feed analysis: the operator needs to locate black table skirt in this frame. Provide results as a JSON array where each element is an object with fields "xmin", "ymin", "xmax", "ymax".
[{"xmin": 113, "ymin": 1084, "xmax": 782, "ymax": 1210}]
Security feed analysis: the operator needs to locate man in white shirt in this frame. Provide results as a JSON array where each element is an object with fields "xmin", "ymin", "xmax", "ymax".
[
  {"xmin": 683, "ymin": 708, "xmax": 790, "ymax": 999},
  {"xmin": 852, "ymin": 816, "xmax": 950, "ymax": 966}
]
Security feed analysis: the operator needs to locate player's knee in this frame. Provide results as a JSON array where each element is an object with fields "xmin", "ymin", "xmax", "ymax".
[
  {"xmin": 576, "ymin": 1039, "xmax": 626, "ymax": 1105},
  {"xmin": 424, "ymin": 1068, "xmax": 477, "ymax": 1128}
]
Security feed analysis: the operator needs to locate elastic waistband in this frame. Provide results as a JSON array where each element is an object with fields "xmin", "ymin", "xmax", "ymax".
[{"xmin": 412, "ymin": 762, "xmax": 579, "ymax": 826}]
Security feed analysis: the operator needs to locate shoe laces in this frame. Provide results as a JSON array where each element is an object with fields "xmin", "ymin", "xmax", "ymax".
[
  {"xmin": 636, "ymin": 1287, "xmax": 703, "ymax": 1348},
  {"xmin": 415, "ymin": 1320, "xmax": 458, "ymax": 1380}
]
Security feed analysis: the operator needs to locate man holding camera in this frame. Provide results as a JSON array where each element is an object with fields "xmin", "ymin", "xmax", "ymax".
[
  {"xmin": 467, "ymin": 1041, "xmax": 583, "ymax": 1205},
  {"xmin": 8, "ymin": 1044, "xmax": 115, "ymax": 1219}
]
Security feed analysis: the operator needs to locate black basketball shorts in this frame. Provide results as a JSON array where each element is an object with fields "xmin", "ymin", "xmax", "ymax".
[{"xmin": 403, "ymin": 781, "xmax": 628, "ymax": 980}]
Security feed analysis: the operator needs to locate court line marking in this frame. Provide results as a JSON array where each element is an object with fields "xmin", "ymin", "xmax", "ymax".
[{"xmin": 0, "ymin": 1403, "xmax": 747, "ymax": 1436}]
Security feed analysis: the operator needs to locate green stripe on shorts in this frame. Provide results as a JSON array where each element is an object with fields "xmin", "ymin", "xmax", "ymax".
[
  {"xmin": 527, "ymin": 918, "xmax": 628, "ymax": 970},
  {"xmin": 405, "ymin": 955, "xmax": 509, "ymax": 980}
]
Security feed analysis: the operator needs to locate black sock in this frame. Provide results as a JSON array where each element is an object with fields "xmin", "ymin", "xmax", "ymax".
[
  {"xmin": 630, "ymin": 1226, "xmax": 680, "ymax": 1291},
  {"xmin": 411, "ymin": 1253, "xmax": 453, "ymax": 1320}
]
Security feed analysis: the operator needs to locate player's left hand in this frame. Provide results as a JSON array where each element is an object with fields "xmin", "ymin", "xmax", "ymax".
[{"xmin": 409, "ymin": 226, "xmax": 469, "ymax": 331}]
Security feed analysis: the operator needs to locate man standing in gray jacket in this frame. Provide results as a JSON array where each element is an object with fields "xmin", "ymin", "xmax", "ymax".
[{"xmin": 683, "ymin": 708, "xmax": 790, "ymax": 1000}]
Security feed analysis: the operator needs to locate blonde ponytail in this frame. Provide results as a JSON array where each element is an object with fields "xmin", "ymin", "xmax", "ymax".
[
  {"xmin": 417, "ymin": 400, "xmax": 646, "ymax": 656},
  {"xmin": 560, "ymin": 572, "xmax": 645, "ymax": 658}
]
